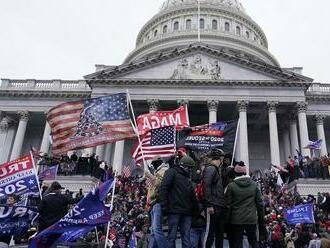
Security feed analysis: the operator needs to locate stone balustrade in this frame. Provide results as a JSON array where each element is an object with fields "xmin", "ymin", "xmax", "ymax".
[
  {"xmin": 307, "ymin": 82, "xmax": 330, "ymax": 94},
  {"xmin": 0, "ymin": 79, "xmax": 91, "ymax": 91}
]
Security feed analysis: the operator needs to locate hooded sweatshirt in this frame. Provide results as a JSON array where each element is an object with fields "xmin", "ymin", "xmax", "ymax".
[{"xmin": 225, "ymin": 175, "xmax": 264, "ymax": 225}]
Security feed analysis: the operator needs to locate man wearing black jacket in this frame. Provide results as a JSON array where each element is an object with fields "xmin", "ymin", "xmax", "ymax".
[
  {"xmin": 38, "ymin": 181, "xmax": 76, "ymax": 231},
  {"xmin": 203, "ymin": 149, "xmax": 226, "ymax": 248},
  {"xmin": 159, "ymin": 155, "xmax": 198, "ymax": 248}
]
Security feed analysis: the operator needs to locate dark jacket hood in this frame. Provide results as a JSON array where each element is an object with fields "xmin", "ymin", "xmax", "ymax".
[{"xmin": 234, "ymin": 176, "xmax": 252, "ymax": 187}]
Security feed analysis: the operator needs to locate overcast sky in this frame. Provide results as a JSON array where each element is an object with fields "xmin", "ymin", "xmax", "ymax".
[{"xmin": 0, "ymin": 0, "xmax": 329, "ymax": 82}]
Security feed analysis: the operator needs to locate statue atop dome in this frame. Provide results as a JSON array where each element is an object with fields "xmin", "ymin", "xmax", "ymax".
[{"xmin": 160, "ymin": 0, "xmax": 245, "ymax": 13}]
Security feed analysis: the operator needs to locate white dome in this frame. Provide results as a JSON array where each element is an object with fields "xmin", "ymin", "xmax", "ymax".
[{"xmin": 161, "ymin": 0, "xmax": 245, "ymax": 13}]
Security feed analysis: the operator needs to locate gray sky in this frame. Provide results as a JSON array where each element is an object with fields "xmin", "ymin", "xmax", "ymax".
[{"xmin": 0, "ymin": 0, "xmax": 329, "ymax": 82}]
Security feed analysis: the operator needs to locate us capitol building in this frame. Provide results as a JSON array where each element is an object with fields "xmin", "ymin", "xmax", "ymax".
[{"xmin": 1, "ymin": 0, "xmax": 330, "ymax": 175}]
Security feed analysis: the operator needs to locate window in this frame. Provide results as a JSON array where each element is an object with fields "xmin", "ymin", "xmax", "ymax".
[
  {"xmin": 174, "ymin": 21, "xmax": 179, "ymax": 31},
  {"xmin": 225, "ymin": 22, "xmax": 230, "ymax": 32},
  {"xmin": 163, "ymin": 25, "xmax": 168, "ymax": 34},
  {"xmin": 186, "ymin": 19, "xmax": 191, "ymax": 30},
  {"xmin": 154, "ymin": 30, "xmax": 158, "ymax": 37},
  {"xmin": 212, "ymin": 20, "xmax": 218, "ymax": 30},
  {"xmin": 236, "ymin": 26, "xmax": 241, "ymax": 35},
  {"xmin": 199, "ymin": 18, "xmax": 205, "ymax": 29}
]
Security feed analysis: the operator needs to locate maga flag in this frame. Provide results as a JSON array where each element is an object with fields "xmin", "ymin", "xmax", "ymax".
[
  {"xmin": 177, "ymin": 121, "xmax": 238, "ymax": 153},
  {"xmin": 47, "ymin": 93, "xmax": 135, "ymax": 155},
  {"xmin": 136, "ymin": 105, "xmax": 189, "ymax": 136},
  {"xmin": 284, "ymin": 204, "xmax": 315, "ymax": 225},
  {"xmin": 29, "ymin": 179, "xmax": 114, "ymax": 248},
  {"xmin": 0, "ymin": 155, "xmax": 39, "ymax": 201},
  {"xmin": 38, "ymin": 165, "xmax": 58, "ymax": 181}
]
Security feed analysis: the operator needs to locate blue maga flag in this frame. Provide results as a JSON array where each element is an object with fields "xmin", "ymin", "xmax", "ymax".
[
  {"xmin": 29, "ymin": 179, "xmax": 114, "ymax": 248},
  {"xmin": 0, "ymin": 206, "xmax": 38, "ymax": 237},
  {"xmin": 38, "ymin": 165, "xmax": 58, "ymax": 181},
  {"xmin": 178, "ymin": 121, "xmax": 238, "ymax": 153},
  {"xmin": 284, "ymin": 204, "xmax": 315, "ymax": 225},
  {"xmin": 304, "ymin": 139, "xmax": 322, "ymax": 150}
]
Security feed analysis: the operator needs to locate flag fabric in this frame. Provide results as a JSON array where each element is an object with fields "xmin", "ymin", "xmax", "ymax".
[
  {"xmin": 0, "ymin": 206, "xmax": 38, "ymax": 236},
  {"xmin": 38, "ymin": 165, "xmax": 58, "ymax": 181},
  {"xmin": 128, "ymin": 230, "xmax": 137, "ymax": 248},
  {"xmin": 136, "ymin": 105, "xmax": 189, "ymax": 136},
  {"xmin": 177, "ymin": 121, "xmax": 238, "ymax": 153},
  {"xmin": 284, "ymin": 204, "xmax": 315, "ymax": 225},
  {"xmin": 303, "ymin": 139, "xmax": 322, "ymax": 150},
  {"xmin": 132, "ymin": 126, "xmax": 176, "ymax": 165},
  {"xmin": 122, "ymin": 166, "xmax": 132, "ymax": 178},
  {"xmin": 296, "ymin": 149, "xmax": 303, "ymax": 162},
  {"xmin": 29, "ymin": 179, "xmax": 114, "ymax": 248},
  {"xmin": 47, "ymin": 93, "xmax": 135, "ymax": 155},
  {"xmin": 271, "ymin": 164, "xmax": 288, "ymax": 173},
  {"xmin": 0, "ymin": 155, "xmax": 40, "ymax": 201},
  {"xmin": 277, "ymin": 174, "xmax": 284, "ymax": 187}
]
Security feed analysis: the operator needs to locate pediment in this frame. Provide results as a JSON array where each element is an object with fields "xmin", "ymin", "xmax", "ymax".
[{"xmin": 119, "ymin": 53, "xmax": 275, "ymax": 81}]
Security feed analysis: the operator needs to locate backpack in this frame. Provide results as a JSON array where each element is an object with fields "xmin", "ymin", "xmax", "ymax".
[{"xmin": 195, "ymin": 179, "xmax": 205, "ymax": 202}]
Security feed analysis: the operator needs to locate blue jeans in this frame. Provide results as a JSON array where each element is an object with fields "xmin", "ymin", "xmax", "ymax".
[
  {"xmin": 167, "ymin": 214, "xmax": 192, "ymax": 248},
  {"xmin": 190, "ymin": 227, "xmax": 206, "ymax": 248},
  {"xmin": 149, "ymin": 204, "xmax": 168, "ymax": 248}
]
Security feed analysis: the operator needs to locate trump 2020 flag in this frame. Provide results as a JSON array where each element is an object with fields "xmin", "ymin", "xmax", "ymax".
[
  {"xmin": 284, "ymin": 204, "xmax": 315, "ymax": 225},
  {"xmin": 0, "ymin": 206, "xmax": 38, "ymax": 236},
  {"xmin": 29, "ymin": 179, "xmax": 114, "ymax": 248},
  {"xmin": 0, "ymin": 155, "xmax": 39, "ymax": 201},
  {"xmin": 48, "ymin": 93, "xmax": 135, "ymax": 155},
  {"xmin": 38, "ymin": 165, "xmax": 58, "ymax": 181}
]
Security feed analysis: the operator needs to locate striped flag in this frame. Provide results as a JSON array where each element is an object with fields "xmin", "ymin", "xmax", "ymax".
[
  {"xmin": 132, "ymin": 126, "xmax": 176, "ymax": 165},
  {"xmin": 47, "ymin": 93, "xmax": 135, "ymax": 155},
  {"xmin": 122, "ymin": 165, "xmax": 132, "ymax": 178}
]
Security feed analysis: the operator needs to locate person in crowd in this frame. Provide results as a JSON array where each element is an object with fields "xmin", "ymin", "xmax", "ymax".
[
  {"xmin": 75, "ymin": 188, "xmax": 84, "ymax": 201},
  {"xmin": 203, "ymin": 148, "xmax": 226, "ymax": 248},
  {"xmin": 225, "ymin": 161, "xmax": 266, "ymax": 248},
  {"xmin": 89, "ymin": 153, "xmax": 97, "ymax": 177},
  {"xmin": 38, "ymin": 181, "xmax": 76, "ymax": 231},
  {"xmin": 159, "ymin": 155, "xmax": 198, "ymax": 248},
  {"xmin": 144, "ymin": 156, "xmax": 169, "ymax": 248}
]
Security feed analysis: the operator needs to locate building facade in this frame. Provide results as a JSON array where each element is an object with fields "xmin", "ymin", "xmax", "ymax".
[{"xmin": 1, "ymin": 0, "xmax": 330, "ymax": 172}]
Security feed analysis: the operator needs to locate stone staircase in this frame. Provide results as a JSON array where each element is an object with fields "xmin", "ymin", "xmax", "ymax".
[
  {"xmin": 289, "ymin": 178, "xmax": 330, "ymax": 196},
  {"xmin": 43, "ymin": 175, "xmax": 99, "ymax": 194}
]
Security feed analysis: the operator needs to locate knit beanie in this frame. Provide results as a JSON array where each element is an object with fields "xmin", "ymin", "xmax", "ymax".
[
  {"xmin": 180, "ymin": 155, "xmax": 196, "ymax": 167},
  {"xmin": 234, "ymin": 161, "xmax": 247, "ymax": 175}
]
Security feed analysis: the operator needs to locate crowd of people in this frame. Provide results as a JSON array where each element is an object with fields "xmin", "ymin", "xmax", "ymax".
[{"xmin": 1, "ymin": 148, "xmax": 330, "ymax": 248}]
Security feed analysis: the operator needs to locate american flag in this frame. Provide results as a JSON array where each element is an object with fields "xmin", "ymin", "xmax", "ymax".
[
  {"xmin": 132, "ymin": 126, "xmax": 176, "ymax": 165},
  {"xmin": 47, "ymin": 93, "xmax": 135, "ymax": 155},
  {"xmin": 122, "ymin": 165, "xmax": 132, "ymax": 178}
]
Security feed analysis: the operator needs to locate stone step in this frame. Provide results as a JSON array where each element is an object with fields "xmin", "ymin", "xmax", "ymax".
[{"xmin": 289, "ymin": 179, "xmax": 330, "ymax": 196}]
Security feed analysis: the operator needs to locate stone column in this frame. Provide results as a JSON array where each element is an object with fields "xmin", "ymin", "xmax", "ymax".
[
  {"xmin": 297, "ymin": 102, "xmax": 310, "ymax": 157},
  {"xmin": 282, "ymin": 127, "xmax": 291, "ymax": 159},
  {"xmin": 40, "ymin": 121, "xmax": 51, "ymax": 154},
  {"xmin": 95, "ymin": 144, "xmax": 105, "ymax": 161},
  {"xmin": 10, "ymin": 111, "xmax": 29, "ymax": 160},
  {"xmin": 237, "ymin": 100, "xmax": 249, "ymax": 168},
  {"xmin": 0, "ymin": 117, "xmax": 9, "ymax": 162},
  {"xmin": 177, "ymin": 99, "xmax": 189, "ymax": 107},
  {"xmin": 315, "ymin": 114, "xmax": 327, "ymax": 156},
  {"xmin": 147, "ymin": 99, "xmax": 159, "ymax": 112},
  {"xmin": 208, "ymin": 100, "xmax": 218, "ymax": 124},
  {"xmin": 104, "ymin": 143, "xmax": 113, "ymax": 164},
  {"xmin": 289, "ymin": 114, "xmax": 300, "ymax": 157},
  {"xmin": 113, "ymin": 141, "xmax": 125, "ymax": 174},
  {"xmin": 267, "ymin": 102, "xmax": 281, "ymax": 166}
]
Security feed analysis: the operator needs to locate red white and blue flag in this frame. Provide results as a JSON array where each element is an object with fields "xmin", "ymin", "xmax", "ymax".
[
  {"xmin": 38, "ymin": 165, "xmax": 58, "ymax": 181},
  {"xmin": 132, "ymin": 126, "xmax": 176, "ymax": 165},
  {"xmin": 0, "ymin": 155, "xmax": 39, "ymax": 201},
  {"xmin": 47, "ymin": 93, "xmax": 135, "ymax": 155}
]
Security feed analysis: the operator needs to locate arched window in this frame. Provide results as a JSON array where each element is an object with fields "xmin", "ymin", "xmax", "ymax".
[
  {"xmin": 186, "ymin": 19, "xmax": 191, "ymax": 30},
  {"xmin": 236, "ymin": 26, "xmax": 241, "ymax": 35},
  {"xmin": 173, "ymin": 21, "xmax": 179, "ymax": 31},
  {"xmin": 154, "ymin": 30, "xmax": 158, "ymax": 37},
  {"xmin": 163, "ymin": 25, "xmax": 168, "ymax": 34},
  {"xmin": 199, "ymin": 18, "xmax": 205, "ymax": 29},
  {"xmin": 212, "ymin": 20, "xmax": 218, "ymax": 30},
  {"xmin": 225, "ymin": 22, "xmax": 230, "ymax": 32},
  {"xmin": 246, "ymin": 31, "xmax": 250, "ymax": 39}
]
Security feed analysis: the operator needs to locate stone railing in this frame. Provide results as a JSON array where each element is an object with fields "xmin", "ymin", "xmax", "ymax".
[
  {"xmin": 307, "ymin": 82, "xmax": 330, "ymax": 94},
  {"xmin": 0, "ymin": 79, "xmax": 91, "ymax": 91}
]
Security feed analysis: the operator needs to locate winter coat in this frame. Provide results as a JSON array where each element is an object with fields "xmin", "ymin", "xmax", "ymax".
[
  {"xmin": 203, "ymin": 164, "xmax": 225, "ymax": 208},
  {"xmin": 225, "ymin": 175, "xmax": 264, "ymax": 225},
  {"xmin": 38, "ymin": 191, "xmax": 75, "ymax": 230},
  {"xmin": 158, "ymin": 165, "xmax": 198, "ymax": 215}
]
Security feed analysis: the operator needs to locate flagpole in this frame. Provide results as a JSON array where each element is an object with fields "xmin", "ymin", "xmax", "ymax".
[
  {"xmin": 30, "ymin": 151, "xmax": 43, "ymax": 200},
  {"xmin": 197, "ymin": 0, "xmax": 201, "ymax": 42},
  {"xmin": 104, "ymin": 174, "xmax": 117, "ymax": 248},
  {"xmin": 126, "ymin": 90, "xmax": 148, "ymax": 171},
  {"xmin": 230, "ymin": 119, "xmax": 240, "ymax": 168}
]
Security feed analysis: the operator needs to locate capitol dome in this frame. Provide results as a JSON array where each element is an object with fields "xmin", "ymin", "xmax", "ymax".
[{"xmin": 124, "ymin": 0, "xmax": 279, "ymax": 66}]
